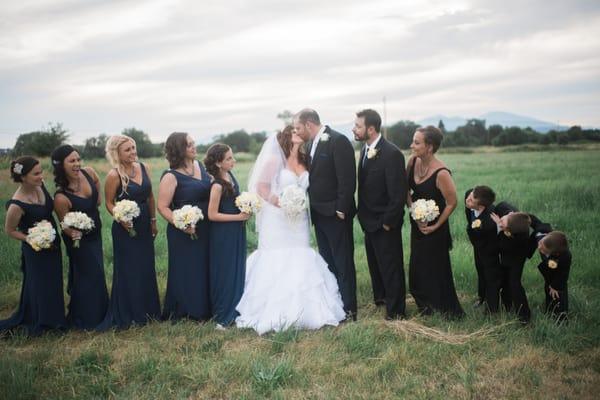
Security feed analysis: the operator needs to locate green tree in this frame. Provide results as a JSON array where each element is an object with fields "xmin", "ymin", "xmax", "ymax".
[
  {"xmin": 277, "ymin": 110, "xmax": 294, "ymax": 126},
  {"xmin": 387, "ymin": 120, "xmax": 420, "ymax": 149},
  {"xmin": 12, "ymin": 122, "xmax": 69, "ymax": 156},
  {"xmin": 82, "ymin": 134, "xmax": 108, "ymax": 159},
  {"xmin": 437, "ymin": 120, "xmax": 446, "ymax": 135},
  {"xmin": 122, "ymin": 127, "xmax": 157, "ymax": 158}
]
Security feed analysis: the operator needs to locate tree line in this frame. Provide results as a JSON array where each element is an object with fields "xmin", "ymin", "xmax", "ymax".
[{"xmin": 8, "ymin": 118, "xmax": 600, "ymax": 159}]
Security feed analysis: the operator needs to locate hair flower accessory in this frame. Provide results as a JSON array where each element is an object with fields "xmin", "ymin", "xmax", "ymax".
[
  {"xmin": 320, "ymin": 133, "xmax": 330, "ymax": 142},
  {"xmin": 367, "ymin": 148, "xmax": 379, "ymax": 159},
  {"xmin": 547, "ymin": 259, "xmax": 558, "ymax": 269},
  {"xmin": 471, "ymin": 219, "xmax": 482, "ymax": 229},
  {"xmin": 52, "ymin": 159, "xmax": 61, "ymax": 165},
  {"xmin": 13, "ymin": 163, "xmax": 23, "ymax": 175}
]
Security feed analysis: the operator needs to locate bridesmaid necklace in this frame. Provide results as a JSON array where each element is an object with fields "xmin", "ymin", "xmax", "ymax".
[
  {"xmin": 417, "ymin": 159, "xmax": 430, "ymax": 179},
  {"xmin": 181, "ymin": 161, "xmax": 195, "ymax": 176},
  {"xmin": 127, "ymin": 165, "xmax": 136, "ymax": 179}
]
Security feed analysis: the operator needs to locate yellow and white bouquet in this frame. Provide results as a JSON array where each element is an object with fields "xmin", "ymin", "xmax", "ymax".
[
  {"xmin": 172, "ymin": 205, "xmax": 204, "ymax": 239},
  {"xmin": 26, "ymin": 220, "xmax": 56, "ymax": 251},
  {"xmin": 410, "ymin": 199, "xmax": 440, "ymax": 224},
  {"xmin": 279, "ymin": 185, "xmax": 308, "ymax": 224},
  {"xmin": 235, "ymin": 192, "xmax": 262, "ymax": 215},
  {"xmin": 113, "ymin": 199, "xmax": 140, "ymax": 237},
  {"xmin": 61, "ymin": 211, "xmax": 95, "ymax": 248}
]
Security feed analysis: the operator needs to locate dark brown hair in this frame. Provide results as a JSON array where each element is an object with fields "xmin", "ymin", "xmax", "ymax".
[
  {"xmin": 356, "ymin": 109, "xmax": 382, "ymax": 133},
  {"xmin": 204, "ymin": 143, "xmax": 234, "ymax": 196},
  {"xmin": 10, "ymin": 156, "xmax": 39, "ymax": 183},
  {"xmin": 277, "ymin": 125, "xmax": 309, "ymax": 168},
  {"xmin": 417, "ymin": 125, "xmax": 444, "ymax": 153},
  {"xmin": 543, "ymin": 231, "xmax": 569, "ymax": 254},
  {"xmin": 506, "ymin": 212, "xmax": 531, "ymax": 235},
  {"xmin": 165, "ymin": 132, "xmax": 190, "ymax": 169},
  {"xmin": 472, "ymin": 185, "xmax": 496, "ymax": 208},
  {"xmin": 51, "ymin": 144, "xmax": 78, "ymax": 192}
]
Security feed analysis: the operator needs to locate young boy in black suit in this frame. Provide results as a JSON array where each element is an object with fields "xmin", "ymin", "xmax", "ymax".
[
  {"xmin": 536, "ymin": 231, "xmax": 571, "ymax": 324},
  {"xmin": 465, "ymin": 186, "xmax": 500, "ymax": 311},
  {"xmin": 492, "ymin": 205, "xmax": 552, "ymax": 323}
]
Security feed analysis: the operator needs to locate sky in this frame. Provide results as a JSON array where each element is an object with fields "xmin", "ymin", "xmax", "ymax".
[{"xmin": 1, "ymin": 0, "xmax": 599, "ymax": 147}]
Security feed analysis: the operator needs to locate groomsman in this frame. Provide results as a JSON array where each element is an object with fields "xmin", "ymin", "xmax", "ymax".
[
  {"xmin": 354, "ymin": 109, "xmax": 407, "ymax": 320},
  {"xmin": 293, "ymin": 108, "xmax": 358, "ymax": 320}
]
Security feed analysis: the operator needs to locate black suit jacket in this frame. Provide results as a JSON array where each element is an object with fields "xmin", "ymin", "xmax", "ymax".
[
  {"xmin": 465, "ymin": 189, "xmax": 498, "ymax": 257},
  {"xmin": 308, "ymin": 126, "xmax": 357, "ymax": 218},
  {"xmin": 538, "ymin": 250, "xmax": 571, "ymax": 291},
  {"xmin": 357, "ymin": 137, "xmax": 407, "ymax": 232}
]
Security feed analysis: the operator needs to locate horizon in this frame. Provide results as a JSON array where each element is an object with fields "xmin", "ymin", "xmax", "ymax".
[{"xmin": 1, "ymin": 0, "xmax": 599, "ymax": 147}]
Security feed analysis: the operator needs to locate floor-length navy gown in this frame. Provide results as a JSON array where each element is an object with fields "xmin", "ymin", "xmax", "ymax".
[
  {"xmin": 408, "ymin": 160, "xmax": 464, "ymax": 318},
  {"xmin": 209, "ymin": 173, "xmax": 246, "ymax": 326},
  {"xmin": 58, "ymin": 169, "xmax": 108, "ymax": 330},
  {"xmin": 97, "ymin": 163, "xmax": 160, "ymax": 330},
  {"xmin": 1, "ymin": 185, "xmax": 66, "ymax": 335},
  {"xmin": 162, "ymin": 161, "xmax": 212, "ymax": 321}
]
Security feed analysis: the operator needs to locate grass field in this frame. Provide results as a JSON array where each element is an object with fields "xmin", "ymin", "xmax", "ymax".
[{"xmin": 1, "ymin": 149, "xmax": 599, "ymax": 399}]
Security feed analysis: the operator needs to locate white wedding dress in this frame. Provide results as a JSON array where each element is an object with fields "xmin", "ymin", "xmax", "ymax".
[{"xmin": 235, "ymin": 169, "xmax": 346, "ymax": 335}]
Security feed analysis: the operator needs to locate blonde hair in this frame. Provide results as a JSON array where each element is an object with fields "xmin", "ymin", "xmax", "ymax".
[{"xmin": 105, "ymin": 135, "xmax": 136, "ymax": 194}]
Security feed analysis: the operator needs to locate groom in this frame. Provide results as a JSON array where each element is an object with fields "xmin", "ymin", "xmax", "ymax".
[
  {"xmin": 293, "ymin": 108, "xmax": 357, "ymax": 320},
  {"xmin": 354, "ymin": 109, "xmax": 407, "ymax": 320}
]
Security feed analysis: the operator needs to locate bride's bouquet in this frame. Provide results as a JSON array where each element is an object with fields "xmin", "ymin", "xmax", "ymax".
[
  {"xmin": 410, "ymin": 199, "xmax": 440, "ymax": 224},
  {"xmin": 235, "ymin": 192, "xmax": 262, "ymax": 215},
  {"xmin": 113, "ymin": 199, "xmax": 140, "ymax": 237},
  {"xmin": 60, "ymin": 211, "xmax": 95, "ymax": 248},
  {"xmin": 279, "ymin": 185, "xmax": 308, "ymax": 224},
  {"xmin": 172, "ymin": 205, "xmax": 204, "ymax": 240},
  {"xmin": 26, "ymin": 220, "xmax": 56, "ymax": 251}
]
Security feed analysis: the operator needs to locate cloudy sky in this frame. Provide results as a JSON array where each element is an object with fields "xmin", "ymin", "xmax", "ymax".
[{"xmin": 1, "ymin": 0, "xmax": 599, "ymax": 147}]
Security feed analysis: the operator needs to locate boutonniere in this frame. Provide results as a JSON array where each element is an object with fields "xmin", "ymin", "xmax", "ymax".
[
  {"xmin": 367, "ymin": 148, "xmax": 379, "ymax": 159},
  {"xmin": 547, "ymin": 259, "xmax": 558, "ymax": 269},
  {"xmin": 471, "ymin": 219, "xmax": 482, "ymax": 229},
  {"xmin": 503, "ymin": 230, "xmax": 512, "ymax": 238},
  {"xmin": 320, "ymin": 133, "xmax": 330, "ymax": 142}
]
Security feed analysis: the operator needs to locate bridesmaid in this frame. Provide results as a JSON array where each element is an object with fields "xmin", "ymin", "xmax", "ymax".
[
  {"xmin": 97, "ymin": 135, "xmax": 161, "ymax": 330},
  {"xmin": 2, "ymin": 156, "xmax": 66, "ymax": 335},
  {"xmin": 157, "ymin": 132, "xmax": 212, "ymax": 321},
  {"xmin": 205, "ymin": 144, "xmax": 249, "ymax": 329},
  {"xmin": 52, "ymin": 145, "xmax": 108, "ymax": 330},
  {"xmin": 407, "ymin": 126, "xmax": 464, "ymax": 318}
]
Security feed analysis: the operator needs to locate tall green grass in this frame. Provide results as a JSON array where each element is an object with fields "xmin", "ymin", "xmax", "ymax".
[{"xmin": 0, "ymin": 149, "xmax": 599, "ymax": 399}]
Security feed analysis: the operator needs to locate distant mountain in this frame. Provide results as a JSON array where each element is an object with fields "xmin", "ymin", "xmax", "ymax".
[{"xmin": 417, "ymin": 111, "xmax": 568, "ymax": 133}]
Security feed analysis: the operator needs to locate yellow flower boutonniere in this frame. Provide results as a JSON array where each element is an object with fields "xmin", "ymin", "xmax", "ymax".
[
  {"xmin": 547, "ymin": 259, "xmax": 558, "ymax": 269},
  {"xmin": 503, "ymin": 230, "xmax": 512, "ymax": 238},
  {"xmin": 367, "ymin": 148, "xmax": 379, "ymax": 159},
  {"xmin": 471, "ymin": 219, "xmax": 482, "ymax": 229},
  {"xmin": 320, "ymin": 133, "xmax": 330, "ymax": 142}
]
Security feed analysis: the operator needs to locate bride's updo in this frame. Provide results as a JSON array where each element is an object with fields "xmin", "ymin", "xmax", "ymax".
[{"xmin": 277, "ymin": 125, "xmax": 309, "ymax": 168}]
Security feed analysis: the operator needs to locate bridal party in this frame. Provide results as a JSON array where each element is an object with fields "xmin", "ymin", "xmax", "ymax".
[{"xmin": 1, "ymin": 108, "xmax": 572, "ymax": 336}]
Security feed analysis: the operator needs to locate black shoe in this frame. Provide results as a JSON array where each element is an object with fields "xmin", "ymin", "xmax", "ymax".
[{"xmin": 374, "ymin": 299, "xmax": 386, "ymax": 307}]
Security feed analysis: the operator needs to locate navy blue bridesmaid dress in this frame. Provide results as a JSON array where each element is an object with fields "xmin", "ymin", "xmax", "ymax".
[
  {"xmin": 58, "ymin": 169, "xmax": 108, "ymax": 330},
  {"xmin": 209, "ymin": 172, "xmax": 246, "ymax": 326},
  {"xmin": 162, "ymin": 161, "xmax": 212, "ymax": 321},
  {"xmin": 1, "ymin": 185, "xmax": 66, "ymax": 335},
  {"xmin": 97, "ymin": 163, "xmax": 161, "ymax": 330}
]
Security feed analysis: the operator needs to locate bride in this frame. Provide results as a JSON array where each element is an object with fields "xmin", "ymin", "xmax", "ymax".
[{"xmin": 235, "ymin": 126, "xmax": 346, "ymax": 334}]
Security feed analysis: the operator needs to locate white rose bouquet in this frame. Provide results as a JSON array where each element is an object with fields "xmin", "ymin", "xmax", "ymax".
[
  {"xmin": 61, "ymin": 211, "xmax": 95, "ymax": 248},
  {"xmin": 26, "ymin": 220, "xmax": 56, "ymax": 251},
  {"xmin": 235, "ymin": 192, "xmax": 262, "ymax": 215},
  {"xmin": 410, "ymin": 199, "xmax": 440, "ymax": 224},
  {"xmin": 113, "ymin": 199, "xmax": 140, "ymax": 237},
  {"xmin": 172, "ymin": 205, "xmax": 204, "ymax": 239},
  {"xmin": 279, "ymin": 185, "xmax": 308, "ymax": 224}
]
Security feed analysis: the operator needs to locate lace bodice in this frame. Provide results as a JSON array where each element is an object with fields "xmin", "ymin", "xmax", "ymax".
[{"xmin": 279, "ymin": 169, "xmax": 309, "ymax": 191}]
